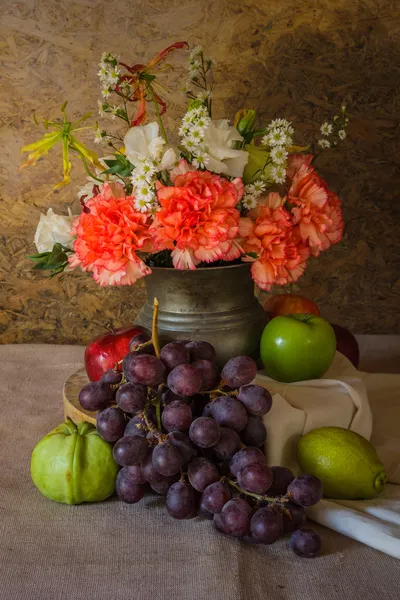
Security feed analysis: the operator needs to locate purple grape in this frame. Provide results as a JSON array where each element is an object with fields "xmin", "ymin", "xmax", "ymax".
[
  {"xmin": 213, "ymin": 513, "xmax": 225, "ymax": 533},
  {"xmin": 250, "ymin": 507, "xmax": 282, "ymax": 544},
  {"xmin": 96, "ymin": 407, "xmax": 126, "ymax": 442},
  {"xmin": 166, "ymin": 482, "xmax": 197, "ymax": 519},
  {"xmin": 210, "ymin": 396, "xmax": 248, "ymax": 432},
  {"xmin": 229, "ymin": 447, "xmax": 265, "ymax": 478},
  {"xmin": 185, "ymin": 341, "xmax": 216, "ymax": 362},
  {"xmin": 161, "ymin": 400, "xmax": 192, "ymax": 432},
  {"xmin": 219, "ymin": 498, "xmax": 252, "ymax": 537},
  {"xmin": 268, "ymin": 466, "xmax": 295, "ymax": 496},
  {"xmin": 237, "ymin": 384, "xmax": 272, "ymax": 416},
  {"xmin": 201, "ymin": 482, "xmax": 231, "ymax": 514},
  {"xmin": 141, "ymin": 451, "xmax": 167, "ymax": 483},
  {"xmin": 152, "ymin": 441, "xmax": 183, "ymax": 476},
  {"xmin": 167, "ymin": 364, "xmax": 202, "ymax": 397},
  {"xmin": 240, "ymin": 416, "xmax": 267, "ymax": 447},
  {"xmin": 113, "ymin": 436, "xmax": 149, "ymax": 466},
  {"xmin": 100, "ymin": 368, "xmax": 123, "ymax": 384},
  {"xmin": 192, "ymin": 359, "xmax": 220, "ymax": 391},
  {"xmin": 212, "ymin": 427, "xmax": 241, "ymax": 461},
  {"xmin": 199, "ymin": 499, "xmax": 214, "ymax": 519},
  {"xmin": 116, "ymin": 469, "xmax": 145, "ymax": 503},
  {"xmin": 161, "ymin": 388, "xmax": 189, "ymax": 406},
  {"xmin": 116, "ymin": 382, "xmax": 147, "ymax": 413},
  {"xmin": 289, "ymin": 528, "xmax": 322, "ymax": 558},
  {"xmin": 202, "ymin": 402, "xmax": 213, "ymax": 417},
  {"xmin": 168, "ymin": 431, "xmax": 197, "ymax": 465},
  {"xmin": 189, "ymin": 417, "xmax": 221, "ymax": 448},
  {"xmin": 119, "ymin": 464, "xmax": 147, "ymax": 485},
  {"xmin": 281, "ymin": 501, "xmax": 307, "ymax": 533},
  {"xmin": 125, "ymin": 414, "xmax": 148, "ymax": 438},
  {"xmin": 123, "ymin": 353, "xmax": 166, "ymax": 386},
  {"xmin": 187, "ymin": 457, "xmax": 219, "ymax": 492},
  {"xmin": 79, "ymin": 382, "xmax": 115, "ymax": 411},
  {"xmin": 287, "ymin": 475, "xmax": 323, "ymax": 507},
  {"xmin": 150, "ymin": 479, "xmax": 174, "ymax": 495},
  {"xmin": 128, "ymin": 332, "xmax": 154, "ymax": 355},
  {"xmin": 160, "ymin": 342, "xmax": 190, "ymax": 370},
  {"xmin": 237, "ymin": 463, "xmax": 273, "ymax": 494},
  {"xmin": 222, "ymin": 356, "xmax": 257, "ymax": 389}
]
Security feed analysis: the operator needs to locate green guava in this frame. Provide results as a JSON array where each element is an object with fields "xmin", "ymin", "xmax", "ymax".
[{"xmin": 30, "ymin": 418, "xmax": 119, "ymax": 504}]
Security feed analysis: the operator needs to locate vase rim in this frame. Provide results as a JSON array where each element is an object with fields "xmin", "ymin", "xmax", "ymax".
[{"xmin": 147, "ymin": 262, "xmax": 251, "ymax": 272}]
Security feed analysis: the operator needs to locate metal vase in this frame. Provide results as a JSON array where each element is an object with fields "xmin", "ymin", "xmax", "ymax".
[{"xmin": 136, "ymin": 263, "xmax": 267, "ymax": 366}]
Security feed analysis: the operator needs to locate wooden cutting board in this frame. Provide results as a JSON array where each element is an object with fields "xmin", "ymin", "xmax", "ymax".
[{"xmin": 63, "ymin": 368, "xmax": 97, "ymax": 425}]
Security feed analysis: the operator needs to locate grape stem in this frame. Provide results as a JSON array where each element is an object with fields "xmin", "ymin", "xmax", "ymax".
[{"xmin": 225, "ymin": 478, "xmax": 290, "ymax": 504}]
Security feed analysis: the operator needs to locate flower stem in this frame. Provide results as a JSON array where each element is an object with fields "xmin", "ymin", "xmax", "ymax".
[
  {"xmin": 149, "ymin": 85, "xmax": 168, "ymax": 143},
  {"xmin": 73, "ymin": 148, "xmax": 104, "ymax": 183}
]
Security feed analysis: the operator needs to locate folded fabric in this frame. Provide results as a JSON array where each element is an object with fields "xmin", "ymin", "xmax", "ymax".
[
  {"xmin": 307, "ymin": 484, "xmax": 400, "ymax": 559},
  {"xmin": 255, "ymin": 352, "xmax": 374, "ymax": 477}
]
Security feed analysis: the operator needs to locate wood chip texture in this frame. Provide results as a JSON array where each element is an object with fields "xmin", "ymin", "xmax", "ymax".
[{"xmin": 1, "ymin": 0, "xmax": 399, "ymax": 343}]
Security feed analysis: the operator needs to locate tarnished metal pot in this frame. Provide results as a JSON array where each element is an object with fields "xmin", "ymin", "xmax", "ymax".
[{"xmin": 136, "ymin": 263, "xmax": 267, "ymax": 366}]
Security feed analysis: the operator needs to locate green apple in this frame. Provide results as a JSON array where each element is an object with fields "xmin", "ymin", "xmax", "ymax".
[{"xmin": 260, "ymin": 314, "xmax": 337, "ymax": 382}]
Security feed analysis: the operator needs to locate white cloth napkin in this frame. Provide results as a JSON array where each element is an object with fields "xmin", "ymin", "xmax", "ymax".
[{"xmin": 255, "ymin": 352, "xmax": 400, "ymax": 558}]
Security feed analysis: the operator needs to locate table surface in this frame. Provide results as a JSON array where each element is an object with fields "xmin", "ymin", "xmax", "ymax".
[{"xmin": 1, "ymin": 340, "xmax": 399, "ymax": 600}]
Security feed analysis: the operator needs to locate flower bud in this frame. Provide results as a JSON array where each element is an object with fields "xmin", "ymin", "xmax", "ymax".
[{"xmin": 235, "ymin": 109, "xmax": 257, "ymax": 136}]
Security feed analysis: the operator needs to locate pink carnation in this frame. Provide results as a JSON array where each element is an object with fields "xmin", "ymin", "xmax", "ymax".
[
  {"xmin": 69, "ymin": 182, "xmax": 153, "ymax": 286},
  {"xmin": 151, "ymin": 170, "xmax": 244, "ymax": 269}
]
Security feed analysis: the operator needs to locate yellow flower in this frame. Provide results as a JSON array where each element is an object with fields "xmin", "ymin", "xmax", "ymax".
[{"xmin": 20, "ymin": 102, "xmax": 102, "ymax": 190}]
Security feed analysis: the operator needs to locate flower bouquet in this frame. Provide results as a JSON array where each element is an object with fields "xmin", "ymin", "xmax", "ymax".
[{"xmin": 23, "ymin": 42, "xmax": 348, "ymax": 291}]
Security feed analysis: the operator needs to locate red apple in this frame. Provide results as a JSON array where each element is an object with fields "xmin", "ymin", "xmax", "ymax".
[
  {"xmin": 85, "ymin": 325, "xmax": 150, "ymax": 381},
  {"xmin": 330, "ymin": 323, "xmax": 360, "ymax": 369},
  {"xmin": 264, "ymin": 294, "xmax": 321, "ymax": 319}
]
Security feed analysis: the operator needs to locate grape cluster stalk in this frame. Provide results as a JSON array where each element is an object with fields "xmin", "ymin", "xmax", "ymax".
[{"xmin": 79, "ymin": 299, "xmax": 323, "ymax": 558}]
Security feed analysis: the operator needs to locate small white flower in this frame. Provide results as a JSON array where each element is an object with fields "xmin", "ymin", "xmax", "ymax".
[
  {"xmin": 192, "ymin": 151, "xmax": 209, "ymax": 169},
  {"xmin": 270, "ymin": 165, "xmax": 286, "ymax": 184},
  {"xmin": 190, "ymin": 45, "xmax": 202, "ymax": 60},
  {"xmin": 270, "ymin": 146, "xmax": 288, "ymax": 165},
  {"xmin": 242, "ymin": 194, "xmax": 258, "ymax": 210},
  {"xmin": 97, "ymin": 100, "xmax": 108, "ymax": 117},
  {"xmin": 267, "ymin": 129, "xmax": 290, "ymax": 147},
  {"xmin": 102, "ymin": 87, "xmax": 112, "ymax": 99},
  {"xmin": 252, "ymin": 180, "xmax": 267, "ymax": 194},
  {"xmin": 94, "ymin": 127, "xmax": 104, "ymax": 144},
  {"xmin": 187, "ymin": 125, "xmax": 204, "ymax": 144},
  {"xmin": 182, "ymin": 112, "xmax": 194, "ymax": 125},
  {"xmin": 179, "ymin": 125, "xmax": 190, "ymax": 137},
  {"xmin": 318, "ymin": 139, "xmax": 331, "ymax": 148},
  {"xmin": 97, "ymin": 67, "xmax": 108, "ymax": 80},
  {"xmin": 267, "ymin": 118, "xmax": 291, "ymax": 131},
  {"xmin": 134, "ymin": 197, "xmax": 153, "ymax": 213},
  {"xmin": 320, "ymin": 122, "xmax": 333, "ymax": 136},
  {"xmin": 338, "ymin": 129, "xmax": 347, "ymax": 140},
  {"xmin": 183, "ymin": 138, "xmax": 197, "ymax": 151},
  {"xmin": 196, "ymin": 90, "xmax": 212, "ymax": 102}
]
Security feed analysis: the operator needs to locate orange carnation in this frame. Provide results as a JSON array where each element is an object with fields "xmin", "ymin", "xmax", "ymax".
[
  {"xmin": 69, "ymin": 182, "xmax": 153, "ymax": 286},
  {"xmin": 239, "ymin": 193, "xmax": 310, "ymax": 291},
  {"xmin": 150, "ymin": 169, "xmax": 243, "ymax": 269}
]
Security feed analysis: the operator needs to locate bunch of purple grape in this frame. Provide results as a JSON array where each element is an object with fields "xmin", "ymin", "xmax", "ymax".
[{"xmin": 79, "ymin": 333, "xmax": 323, "ymax": 558}]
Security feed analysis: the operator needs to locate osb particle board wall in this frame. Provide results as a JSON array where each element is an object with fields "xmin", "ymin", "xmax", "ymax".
[{"xmin": 1, "ymin": 0, "xmax": 399, "ymax": 345}]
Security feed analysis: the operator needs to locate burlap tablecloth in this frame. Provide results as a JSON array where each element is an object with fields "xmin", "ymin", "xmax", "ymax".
[{"xmin": 0, "ymin": 342, "xmax": 399, "ymax": 600}]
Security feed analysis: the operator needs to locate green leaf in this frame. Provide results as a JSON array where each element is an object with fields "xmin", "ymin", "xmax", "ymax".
[{"xmin": 246, "ymin": 252, "xmax": 258, "ymax": 259}]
